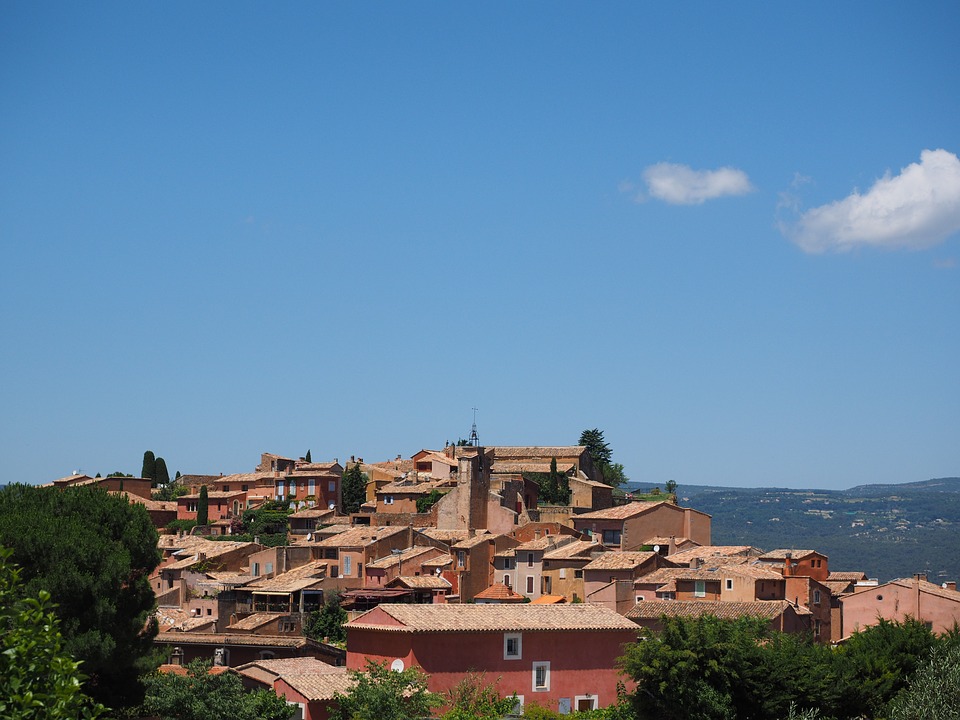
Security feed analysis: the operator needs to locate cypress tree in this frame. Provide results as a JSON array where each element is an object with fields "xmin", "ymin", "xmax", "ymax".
[
  {"xmin": 154, "ymin": 457, "xmax": 170, "ymax": 487},
  {"xmin": 305, "ymin": 449, "xmax": 312, "ymax": 463},
  {"xmin": 141, "ymin": 451, "xmax": 156, "ymax": 482},
  {"xmin": 197, "ymin": 485, "xmax": 209, "ymax": 527}
]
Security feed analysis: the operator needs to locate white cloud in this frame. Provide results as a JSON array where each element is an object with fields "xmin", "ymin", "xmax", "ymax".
[
  {"xmin": 641, "ymin": 162, "xmax": 754, "ymax": 205},
  {"xmin": 782, "ymin": 149, "xmax": 960, "ymax": 253}
]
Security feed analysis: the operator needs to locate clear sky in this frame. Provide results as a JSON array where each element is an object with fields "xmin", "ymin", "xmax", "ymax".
[{"xmin": 2, "ymin": 3, "xmax": 958, "ymax": 490}]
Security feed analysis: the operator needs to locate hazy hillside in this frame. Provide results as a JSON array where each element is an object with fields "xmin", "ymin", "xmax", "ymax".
[{"xmin": 629, "ymin": 477, "xmax": 960, "ymax": 583}]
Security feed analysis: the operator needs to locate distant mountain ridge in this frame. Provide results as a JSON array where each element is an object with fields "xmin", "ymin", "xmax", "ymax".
[{"xmin": 627, "ymin": 477, "xmax": 960, "ymax": 583}]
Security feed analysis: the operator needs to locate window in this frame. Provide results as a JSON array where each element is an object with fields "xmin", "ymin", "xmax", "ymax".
[
  {"xmin": 814, "ymin": 619, "xmax": 822, "ymax": 637},
  {"xmin": 384, "ymin": 495, "xmax": 394, "ymax": 505},
  {"xmin": 329, "ymin": 481, "xmax": 336, "ymax": 492},
  {"xmin": 532, "ymin": 662, "xmax": 550, "ymax": 691},
  {"xmin": 559, "ymin": 568, "xmax": 566, "ymax": 579},
  {"xmin": 602, "ymin": 529, "xmax": 622, "ymax": 545},
  {"xmin": 725, "ymin": 579, "xmax": 733, "ymax": 591},
  {"xmin": 343, "ymin": 556, "xmax": 352, "ymax": 576},
  {"xmin": 260, "ymin": 650, "xmax": 276, "ymax": 660},
  {"xmin": 504, "ymin": 558, "xmax": 513, "ymax": 570},
  {"xmin": 636, "ymin": 595, "xmax": 645, "ymax": 603},
  {"xmin": 504, "ymin": 633, "xmax": 522, "ymax": 659},
  {"xmin": 695, "ymin": 580, "xmax": 706, "ymax": 598},
  {"xmin": 252, "ymin": 562, "xmax": 260, "ymax": 576},
  {"xmin": 526, "ymin": 576, "xmax": 534, "ymax": 594},
  {"xmin": 308, "ymin": 479, "xmax": 315, "ymax": 495},
  {"xmin": 504, "ymin": 574, "xmax": 511, "ymax": 587},
  {"xmin": 242, "ymin": 484, "xmax": 248, "ymax": 492},
  {"xmin": 265, "ymin": 562, "xmax": 273, "ymax": 575},
  {"xmin": 457, "ymin": 551, "xmax": 466, "ymax": 568},
  {"xmin": 543, "ymin": 576, "xmax": 551, "ymax": 594},
  {"xmin": 574, "ymin": 569, "xmax": 583, "ymax": 579},
  {"xmin": 277, "ymin": 480, "xmax": 285, "ymax": 499},
  {"xmin": 527, "ymin": 553, "xmax": 534, "ymax": 568},
  {"xmin": 813, "ymin": 589, "xmax": 821, "ymax": 605},
  {"xmin": 206, "ymin": 608, "xmax": 212, "ymax": 616},
  {"xmin": 575, "ymin": 696, "xmax": 598, "ymax": 711},
  {"xmin": 223, "ymin": 485, "xmax": 230, "ymax": 492}
]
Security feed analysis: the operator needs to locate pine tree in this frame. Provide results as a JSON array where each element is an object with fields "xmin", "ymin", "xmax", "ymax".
[
  {"xmin": 141, "ymin": 451, "xmax": 156, "ymax": 482},
  {"xmin": 154, "ymin": 457, "xmax": 170, "ymax": 487},
  {"xmin": 197, "ymin": 485, "xmax": 209, "ymax": 527},
  {"xmin": 341, "ymin": 465, "xmax": 367, "ymax": 515},
  {"xmin": 305, "ymin": 449, "xmax": 312, "ymax": 463}
]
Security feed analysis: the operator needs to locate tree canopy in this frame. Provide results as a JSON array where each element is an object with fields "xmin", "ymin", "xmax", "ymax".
[
  {"xmin": 341, "ymin": 464, "xmax": 367, "ymax": 515},
  {"xmin": 304, "ymin": 589, "xmax": 348, "ymax": 644},
  {"xmin": 141, "ymin": 451, "xmax": 156, "ymax": 482},
  {"xmin": 0, "ymin": 546, "xmax": 105, "ymax": 720},
  {"xmin": 0, "ymin": 484, "xmax": 162, "ymax": 710},
  {"xmin": 197, "ymin": 485, "xmax": 209, "ymax": 526},
  {"xmin": 579, "ymin": 428, "xmax": 628, "ymax": 488},
  {"xmin": 329, "ymin": 660, "xmax": 441, "ymax": 720},
  {"xmin": 140, "ymin": 660, "xmax": 293, "ymax": 720}
]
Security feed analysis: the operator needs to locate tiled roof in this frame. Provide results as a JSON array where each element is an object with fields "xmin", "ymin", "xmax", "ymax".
[
  {"xmin": 828, "ymin": 571, "xmax": 869, "ymax": 582},
  {"xmin": 574, "ymin": 501, "xmax": 670, "ymax": 521},
  {"xmin": 348, "ymin": 602, "xmax": 638, "ymax": 632},
  {"xmin": 244, "ymin": 561, "xmax": 327, "ymax": 593},
  {"xmin": 582, "ymin": 551, "xmax": 658, "ymax": 571},
  {"xmin": 451, "ymin": 532, "xmax": 499, "ymax": 550},
  {"xmin": 181, "ymin": 490, "xmax": 248, "ymax": 500},
  {"xmin": 280, "ymin": 668, "xmax": 353, "ymax": 701},
  {"xmin": 626, "ymin": 600, "xmax": 812, "ymax": 621},
  {"xmin": 389, "ymin": 575, "xmax": 452, "ymax": 590},
  {"xmin": 515, "ymin": 536, "xmax": 574, "ymax": 552},
  {"xmin": 153, "ymin": 632, "xmax": 311, "ymax": 648},
  {"xmin": 570, "ymin": 476, "xmax": 611, "ymax": 488},
  {"xmin": 228, "ymin": 613, "xmax": 285, "ymax": 631},
  {"xmin": 418, "ymin": 528, "xmax": 470, "ymax": 544},
  {"xmin": 312, "ymin": 526, "xmax": 407, "ymax": 548},
  {"xmin": 530, "ymin": 595, "xmax": 567, "ymax": 604},
  {"xmin": 155, "ymin": 607, "xmax": 217, "ymax": 633},
  {"xmin": 474, "ymin": 582, "xmax": 526, "ymax": 602},
  {"xmin": 163, "ymin": 540, "xmax": 261, "ymax": 570},
  {"xmin": 636, "ymin": 567, "xmax": 727, "ymax": 584},
  {"xmin": 490, "ymin": 462, "xmax": 576, "ymax": 474},
  {"xmin": 667, "ymin": 546, "xmax": 762, "ymax": 564},
  {"xmin": 288, "ymin": 508, "xmax": 337, "ymax": 519},
  {"xmin": 543, "ymin": 540, "xmax": 602, "ymax": 560},
  {"xmin": 378, "ymin": 478, "xmax": 452, "ymax": 495},
  {"xmin": 110, "ymin": 490, "xmax": 176, "ymax": 511},
  {"xmin": 759, "ymin": 549, "xmax": 821, "ymax": 561},
  {"xmin": 887, "ymin": 577, "xmax": 960, "ymax": 601},
  {"xmin": 824, "ymin": 580, "xmax": 856, "ymax": 595},
  {"xmin": 366, "ymin": 546, "xmax": 442, "ymax": 570},
  {"xmin": 489, "ymin": 446, "xmax": 588, "ymax": 459}
]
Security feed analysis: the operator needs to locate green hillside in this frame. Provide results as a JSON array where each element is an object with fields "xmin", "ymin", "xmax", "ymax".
[{"xmin": 629, "ymin": 478, "xmax": 960, "ymax": 583}]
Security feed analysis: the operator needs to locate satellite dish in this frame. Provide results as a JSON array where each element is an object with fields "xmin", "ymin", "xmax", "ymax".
[
  {"xmin": 306, "ymin": 533, "xmax": 313, "ymax": 541},
  {"xmin": 653, "ymin": 545, "xmax": 661, "ymax": 553},
  {"xmin": 390, "ymin": 658, "xmax": 405, "ymax": 672},
  {"xmin": 329, "ymin": 503, "xmax": 336, "ymax": 511},
  {"xmin": 435, "ymin": 568, "xmax": 442, "ymax": 575}
]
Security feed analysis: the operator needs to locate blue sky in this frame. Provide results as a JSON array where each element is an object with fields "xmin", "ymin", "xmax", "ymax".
[{"xmin": 2, "ymin": 3, "xmax": 958, "ymax": 489}]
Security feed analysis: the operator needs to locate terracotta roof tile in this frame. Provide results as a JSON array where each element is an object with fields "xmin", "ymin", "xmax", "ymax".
[
  {"xmin": 574, "ymin": 501, "xmax": 671, "ymax": 521},
  {"xmin": 582, "ymin": 551, "xmax": 657, "ymax": 571},
  {"xmin": 313, "ymin": 526, "xmax": 407, "ymax": 548},
  {"xmin": 474, "ymin": 582, "xmax": 526, "ymax": 602},
  {"xmin": 626, "ymin": 599, "xmax": 812, "ymax": 620},
  {"xmin": 348, "ymin": 603, "xmax": 638, "ymax": 632},
  {"xmin": 227, "ymin": 613, "xmax": 286, "ymax": 631},
  {"xmin": 758, "ymin": 549, "xmax": 821, "ymax": 561}
]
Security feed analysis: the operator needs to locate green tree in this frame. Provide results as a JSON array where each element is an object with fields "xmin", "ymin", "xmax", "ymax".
[
  {"xmin": 304, "ymin": 590, "xmax": 348, "ymax": 644},
  {"xmin": 141, "ymin": 659, "xmax": 293, "ymax": 720},
  {"xmin": 197, "ymin": 485, "xmax": 209, "ymax": 527},
  {"xmin": 0, "ymin": 546, "xmax": 105, "ymax": 720},
  {"xmin": 665, "ymin": 479, "xmax": 678, "ymax": 495},
  {"xmin": 440, "ymin": 672, "xmax": 517, "ymax": 720},
  {"xmin": 305, "ymin": 449, "xmax": 312, "ymax": 463},
  {"xmin": 341, "ymin": 464, "xmax": 367, "ymax": 515},
  {"xmin": 834, "ymin": 617, "xmax": 938, "ymax": 719},
  {"xmin": 0, "ymin": 484, "xmax": 161, "ymax": 710},
  {"xmin": 888, "ymin": 638, "xmax": 960, "ymax": 720},
  {"xmin": 329, "ymin": 660, "xmax": 441, "ymax": 720},
  {"xmin": 154, "ymin": 457, "xmax": 170, "ymax": 487},
  {"xmin": 579, "ymin": 429, "xmax": 628, "ymax": 488},
  {"xmin": 142, "ymin": 450, "xmax": 156, "ymax": 482}
]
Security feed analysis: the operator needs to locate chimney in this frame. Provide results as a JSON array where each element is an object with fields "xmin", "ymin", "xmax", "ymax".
[
  {"xmin": 691, "ymin": 557, "xmax": 701, "ymax": 570},
  {"xmin": 783, "ymin": 552, "xmax": 793, "ymax": 577},
  {"xmin": 534, "ymin": 529, "xmax": 541, "ymax": 540},
  {"xmin": 944, "ymin": 581, "xmax": 957, "ymax": 592},
  {"xmin": 668, "ymin": 536, "xmax": 677, "ymax": 555},
  {"xmin": 351, "ymin": 455, "xmax": 355, "ymax": 463},
  {"xmin": 915, "ymin": 573, "xmax": 927, "ymax": 582}
]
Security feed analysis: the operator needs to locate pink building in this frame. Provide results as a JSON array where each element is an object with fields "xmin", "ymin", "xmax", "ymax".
[
  {"xmin": 840, "ymin": 574, "xmax": 960, "ymax": 638},
  {"xmin": 346, "ymin": 603, "xmax": 638, "ymax": 714}
]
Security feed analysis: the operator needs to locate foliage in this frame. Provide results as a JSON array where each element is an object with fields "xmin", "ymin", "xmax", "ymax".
[
  {"xmin": 196, "ymin": 485, "xmax": 209, "ymax": 526},
  {"xmin": 834, "ymin": 617, "xmax": 938, "ymax": 718},
  {"xmin": 106, "ymin": 471, "xmax": 132, "ymax": 478},
  {"xmin": 341, "ymin": 464, "xmax": 367, "ymax": 515},
  {"xmin": 328, "ymin": 660, "xmax": 441, "ymax": 720},
  {"xmin": 439, "ymin": 672, "xmax": 517, "ymax": 720},
  {"xmin": 142, "ymin": 451, "xmax": 156, "ymax": 482},
  {"xmin": 305, "ymin": 449, "xmax": 312, "ymax": 462},
  {"xmin": 0, "ymin": 484, "xmax": 161, "ymax": 710},
  {"xmin": 304, "ymin": 590, "xmax": 348, "ymax": 644},
  {"xmin": 664, "ymin": 479, "xmax": 678, "ymax": 495},
  {"xmin": 0, "ymin": 546, "xmax": 106, "ymax": 720},
  {"xmin": 579, "ymin": 429, "xmax": 628, "ymax": 488},
  {"xmin": 416, "ymin": 489, "xmax": 446, "ymax": 513},
  {"xmin": 165, "ymin": 519, "xmax": 197, "ymax": 534},
  {"xmin": 140, "ymin": 659, "xmax": 293, "ymax": 720},
  {"xmin": 887, "ymin": 638, "xmax": 960, "ymax": 719},
  {"xmin": 527, "ymin": 458, "xmax": 572, "ymax": 505},
  {"xmin": 154, "ymin": 457, "xmax": 170, "ymax": 487},
  {"xmin": 208, "ymin": 532, "xmax": 287, "ymax": 547},
  {"xmin": 153, "ymin": 483, "xmax": 189, "ymax": 501},
  {"xmin": 239, "ymin": 502, "xmax": 291, "ymax": 537}
]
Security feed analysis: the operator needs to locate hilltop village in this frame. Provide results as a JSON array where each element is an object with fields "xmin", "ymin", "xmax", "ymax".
[{"xmin": 47, "ymin": 443, "xmax": 960, "ymax": 719}]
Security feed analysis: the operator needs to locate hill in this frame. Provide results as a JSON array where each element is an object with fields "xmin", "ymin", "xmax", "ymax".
[{"xmin": 628, "ymin": 477, "xmax": 960, "ymax": 583}]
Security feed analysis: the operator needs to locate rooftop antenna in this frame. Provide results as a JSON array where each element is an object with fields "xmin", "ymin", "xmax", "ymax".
[{"xmin": 468, "ymin": 407, "xmax": 480, "ymax": 446}]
